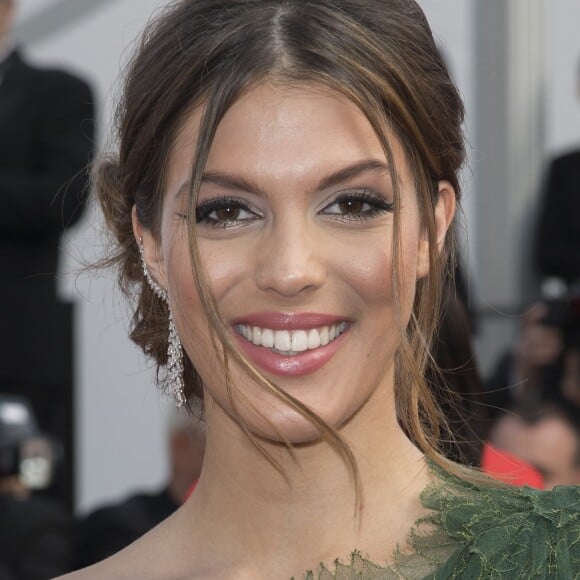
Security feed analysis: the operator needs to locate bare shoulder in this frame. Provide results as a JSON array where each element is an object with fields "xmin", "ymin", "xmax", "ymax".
[
  {"xmin": 55, "ymin": 542, "xmax": 163, "ymax": 580},
  {"xmin": 55, "ymin": 559, "xmax": 122, "ymax": 580}
]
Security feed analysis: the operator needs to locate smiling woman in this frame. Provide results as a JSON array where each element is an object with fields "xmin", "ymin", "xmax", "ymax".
[
  {"xmin": 147, "ymin": 83, "xmax": 439, "ymax": 449},
  {"xmin": 63, "ymin": 1, "xmax": 579, "ymax": 578}
]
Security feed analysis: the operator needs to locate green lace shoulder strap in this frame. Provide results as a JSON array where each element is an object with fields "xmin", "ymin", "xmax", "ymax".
[
  {"xmin": 424, "ymin": 472, "xmax": 580, "ymax": 579},
  {"xmin": 302, "ymin": 467, "xmax": 580, "ymax": 579}
]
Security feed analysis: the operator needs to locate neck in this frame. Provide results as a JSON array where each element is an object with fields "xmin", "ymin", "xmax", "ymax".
[{"xmin": 174, "ymin": 383, "xmax": 431, "ymax": 576}]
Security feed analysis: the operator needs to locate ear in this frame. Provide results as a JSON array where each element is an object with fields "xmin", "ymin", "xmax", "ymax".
[
  {"xmin": 416, "ymin": 181, "xmax": 456, "ymax": 279},
  {"xmin": 132, "ymin": 206, "xmax": 167, "ymax": 290}
]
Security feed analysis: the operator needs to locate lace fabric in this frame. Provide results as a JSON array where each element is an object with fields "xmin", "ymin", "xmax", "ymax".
[{"xmin": 301, "ymin": 465, "xmax": 580, "ymax": 579}]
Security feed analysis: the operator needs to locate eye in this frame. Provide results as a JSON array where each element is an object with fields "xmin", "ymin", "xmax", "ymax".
[
  {"xmin": 321, "ymin": 190, "xmax": 394, "ymax": 221},
  {"xmin": 195, "ymin": 197, "xmax": 260, "ymax": 228}
]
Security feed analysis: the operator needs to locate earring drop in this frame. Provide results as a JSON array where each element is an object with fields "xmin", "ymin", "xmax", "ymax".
[
  {"xmin": 165, "ymin": 312, "xmax": 186, "ymax": 407},
  {"xmin": 138, "ymin": 239, "xmax": 186, "ymax": 407}
]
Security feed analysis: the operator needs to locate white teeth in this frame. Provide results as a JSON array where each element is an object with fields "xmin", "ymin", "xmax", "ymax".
[
  {"xmin": 236, "ymin": 322, "xmax": 347, "ymax": 354},
  {"xmin": 307, "ymin": 329, "xmax": 320, "ymax": 349},
  {"xmin": 329, "ymin": 325, "xmax": 336, "ymax": 341},
  {"xmin": 274, "ymin": 330, "xmax": 291, "ymax": 351},
  {"xmin": 261, "ymin": 328, "xmax": 274, "ymax": 348},
  {"xmin": 291, "ymin": 330, "xmax": 308, "ymax": 352}
]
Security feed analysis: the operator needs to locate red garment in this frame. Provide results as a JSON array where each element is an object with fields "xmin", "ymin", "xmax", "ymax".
[
  {"xmin": 183, "ymin": 480, "xmax": 198, "ymax": 502},
  {"xmin": 481, "ymin": 443, "xmax": 544, "ymax": 489}
]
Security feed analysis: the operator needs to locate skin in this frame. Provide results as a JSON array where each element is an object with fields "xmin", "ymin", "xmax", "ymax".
[
  {"xmin": 0, "ymin": 0, "xmax": 14, "ymax": 51},
  {"xmin": 514, "ymin": 304, "xmax": 563, "ymax": 396},
  {"xmin": 144, "ymin": 82, "xmax": 454, "ymax": 443},
  {"xmin": 64, "ymin": 82, "xmax": 455, "ymax": 578},
  {"xmin": 167, "ymin": 424, "xmax": 205, "ymax": 504},
  {"xmin": 562, "ymin": 349, "xmax": 580, "ymax": 406}
]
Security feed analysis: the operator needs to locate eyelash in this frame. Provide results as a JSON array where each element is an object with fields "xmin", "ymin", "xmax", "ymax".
[
  {"xmin": 194, "ymin": 196, "xmax": 260, "ymax": 228},
  {"xmin": 322, "ymin": 190, "xmax": 395, "ymax": 222},
  {"xmin": 190, "ymin": 190, "xmax": 395, "ymax": 229}
]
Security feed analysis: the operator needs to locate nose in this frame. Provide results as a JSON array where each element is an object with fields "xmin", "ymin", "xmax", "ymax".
[{"xmin": 254, "ymin": 218, "xmax": 326, "ymax": 298}]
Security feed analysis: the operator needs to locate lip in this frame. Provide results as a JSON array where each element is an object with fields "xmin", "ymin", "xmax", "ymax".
[
  {"xmin": 231, "ymin": 312, "xmax": 351, "ymax": 377},
  {"xmin": 231, "ymin": 311, "xmax": 348, "ymax": 330},
  {"xmin": 234, "ymin": 326, "xmax": 350, "ymax": 377}
]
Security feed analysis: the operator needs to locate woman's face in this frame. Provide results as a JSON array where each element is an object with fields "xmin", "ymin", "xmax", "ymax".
[{"xmin": 139, "ymin": 82, "xmax": 454, "ymax": 443}]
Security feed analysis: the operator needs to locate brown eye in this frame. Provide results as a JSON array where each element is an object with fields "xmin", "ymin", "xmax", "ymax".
[
  {"xmin": 215, "ymin": 207, "xmax": 241, "ymax": 221},
  {"xmin": 196, "ymin": 197, "xmax": 259, "ymax": 228},
  {"xmin": 321, "ymin": 191, "xmax": 395, "ymax": 222},
  {"xmin": 338, "ymin": 199, "xmax": 365, "ymax": 214}
]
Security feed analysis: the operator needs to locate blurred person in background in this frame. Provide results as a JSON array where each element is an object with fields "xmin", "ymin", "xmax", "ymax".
[
  {"xmin": 489, "ymin": 403, "xmax": 580, "ymax": 490},
  {"xmin": 0, "ymin": 0, "xmax": 95, "ymax": 509},
  {"xmin": 0, "ymin": 395, "xmax": 73, "ymax": 579},
  {"xmin": 73, "ymin": 408, "xmax": 205, "ymax": 569},
  {"xmin": 536, "ymin": 145, "xmax": 580, "ymax": 285},
  {"xmin": 533, "ymin": 55, "xmax": 580, "ymax": 393},
  {"xmin": 430, "ymin": 285, "xmax": 547, "ymax": 487},
  {"xmin": 535, "ymin": 49, "xmax": 580, "ymax": 286},
  {"xmin": 484, "ymin": 294, "xmax": 580, "ymax": 488},
  {"xmin": 486, "ymin": 300, "xmax": 580, "ymax": 417}
]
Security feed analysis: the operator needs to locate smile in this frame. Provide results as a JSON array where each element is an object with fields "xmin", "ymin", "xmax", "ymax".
[{"xmin": 234, "ymin": 322, "xmax": 349, "ymax": 356}]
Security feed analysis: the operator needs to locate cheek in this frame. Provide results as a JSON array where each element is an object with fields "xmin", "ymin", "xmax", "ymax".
[
  {"xmin": 165, "ymin": 228, "xmax": 197, "ymax": 305},
  {"xmin": 162, "ymin": 229, "xmax": 211, "ymax": 358},
  {"xmin": 166, "ymin": 233, "xmax": 246, "ymax": 309},
  {"xmin": 337, "ymin": 230, "xmax": 419, "ymax": 321},
  {"xmin": 340, "ymin": 244, "xmax": 392, "ymax": 306},
  {"xmin": 165, "ymin": 238, "xmax": 247, "ymax": 378},
  {"xmin": 194, "ymin": 239, "xmax": 250, "ymax": 319}
]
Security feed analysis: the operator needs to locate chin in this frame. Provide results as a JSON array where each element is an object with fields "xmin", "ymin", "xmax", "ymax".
[
  {"xmin": 256, "ymin": 418, "xmax": 329, "ymax": 446},
  {"xmin": 232, "ymin": 396, "xmax": 356, "ymax": 446}
]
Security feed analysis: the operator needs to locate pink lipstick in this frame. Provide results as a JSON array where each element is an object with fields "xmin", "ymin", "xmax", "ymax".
[{"xmin": 232, "ymin": 312, "xmax": 351, "ymax": 377}]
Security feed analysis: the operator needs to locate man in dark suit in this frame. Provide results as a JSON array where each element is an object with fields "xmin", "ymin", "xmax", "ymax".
[
  {"xmin": 536, "ymin": 149, "xmax": 580, "ymax": 283},
  {"xmin": 0, "ymin": 0, "xmax": 95, "ymax": 509}
]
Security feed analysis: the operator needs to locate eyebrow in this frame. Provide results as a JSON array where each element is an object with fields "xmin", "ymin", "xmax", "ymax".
[{"xmin": 174, "ymin": 159, "xmax": 390, "ymax": 199}]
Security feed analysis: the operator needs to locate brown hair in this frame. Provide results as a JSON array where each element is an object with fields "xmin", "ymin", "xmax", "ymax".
[
  {"xmin": 96, "ymin": 0, "xmax": 471, "ymax": 490},
  {"xmin": 429, "ymin": 286, "xmax": 490, "ymax": 467}
]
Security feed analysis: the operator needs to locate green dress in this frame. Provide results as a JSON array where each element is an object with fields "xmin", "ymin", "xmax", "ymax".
[{"xmin": 303, "ymin": 466, "xmax": 580, "ymax": 579}]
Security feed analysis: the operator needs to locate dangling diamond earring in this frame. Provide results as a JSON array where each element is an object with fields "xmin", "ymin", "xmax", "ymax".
[{"xmin": 138, "ymin": 239, "xmax": 186, "ymax": 407}]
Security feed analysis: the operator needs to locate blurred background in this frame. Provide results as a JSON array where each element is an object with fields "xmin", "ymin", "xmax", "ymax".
[{"xmin": 5, "ymin": 0, "xmax": 580, "ymax": 517}]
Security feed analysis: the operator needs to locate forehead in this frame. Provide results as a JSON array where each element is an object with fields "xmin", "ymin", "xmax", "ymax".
[{"xmin": 166, "ymin": 81, "xmax": 411, "ymax": 192}]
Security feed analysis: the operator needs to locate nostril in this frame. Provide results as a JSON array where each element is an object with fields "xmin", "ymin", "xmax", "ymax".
[
  {"xmin": 254, "ymin": 252, "xmax": 325, "ymax": 296},
  {"xmin": 255, "ymin": 269, "xmax": 322, "ymax": 297},
  {"xmin": 253, "ymin": 225, "xmax": 327, "ymax": 296}
]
